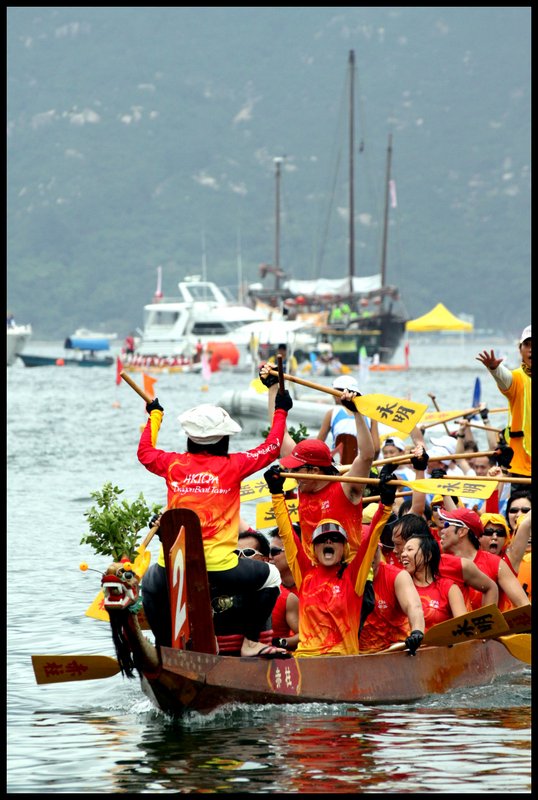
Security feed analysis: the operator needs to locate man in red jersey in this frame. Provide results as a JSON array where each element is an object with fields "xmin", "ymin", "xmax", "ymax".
[
  {"xmin": 438, "ymin": 507, "xmax": 529, "ymax": 611},
  {"xmin": 259, "ymin": 363, "xmax": 376, "ymax": 561}
]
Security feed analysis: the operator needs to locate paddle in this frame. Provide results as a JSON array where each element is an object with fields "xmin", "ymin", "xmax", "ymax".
[
  {"xmin": 85, "ymin": 371, "xmax": 162, "ymax": 622},
  {"xmin": 502, "ymin": 604, "xmax": 532, "ymax": 634},
  {"xmin": 32, "ymin": 654, "xmax": 121, "ymax": 684},
  {"xmin": 279, "ymin": 471, "xmax": 499, "ymax": 500},
  {"xmin": 428, "ymin": 392, "xmax": 451, "ymax": 436},
  {"xmin": 421, "ymin": 406, "xmax": 508, "ymax": 430},
  {"xmin": 266, "ymin": 367, "xmax": 428, "ymax": 435}
]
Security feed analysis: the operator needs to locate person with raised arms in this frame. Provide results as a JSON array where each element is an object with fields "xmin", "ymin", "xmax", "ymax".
[
  {"xmin": 137, "ymin": 391, "xmax": 294, "ymax": 659},
  {"xmin": 263, "ymin": 465, "xmax": 396, "ymax": 657}
]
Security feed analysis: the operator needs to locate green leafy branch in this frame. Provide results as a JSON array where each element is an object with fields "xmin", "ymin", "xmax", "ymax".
[
  {"xmin": 81, "ymin": 482, "xmax": 161, "ymax": 561},
  {"xmin": 261, "ymin": 422, "xmax": 310, "ymax": 444}
]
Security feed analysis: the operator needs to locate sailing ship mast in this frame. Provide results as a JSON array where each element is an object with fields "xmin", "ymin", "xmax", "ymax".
[
  {"xmin": 348, "ymin": 49, "xmax": 355, "ymax": 297},
  {"xmin": 380, "ymin": 133, "xmax": 393, "ymax": 290}
]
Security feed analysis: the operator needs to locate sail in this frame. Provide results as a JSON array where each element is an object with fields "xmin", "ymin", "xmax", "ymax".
[{"xmin": 284, "ymin": 276, "xmax": 382, "ymax": 297}]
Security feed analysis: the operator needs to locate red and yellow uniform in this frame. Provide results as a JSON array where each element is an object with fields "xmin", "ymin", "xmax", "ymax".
[
  {"xmin": 517, "ymin": 553, "xmax": 531, "ymax": 601},
  {"xmin": 138, "ymin": 408, "xmax": 286, "ymax": 571},
  {"xmin": 414, "ymin": 577, "xmax": 458, "ymax": 630},
  {"xmin": 298, "ymin": 482, "xmax": 363, "ymax": 560},
  {"xmin": 359, "ymin": 562, "xmax": 410, "ymax": 652},
  {"xmin": 272, "ymin": 494, "xmax": 391, "ymax": 657}
]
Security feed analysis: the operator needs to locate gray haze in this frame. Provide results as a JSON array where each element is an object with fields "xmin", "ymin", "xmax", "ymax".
[{"xmin": 7, "ymin": 7, "xmax": 530, "ymax": 339}]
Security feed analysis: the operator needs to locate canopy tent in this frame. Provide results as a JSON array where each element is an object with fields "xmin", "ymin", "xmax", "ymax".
[{"xmin": 405, "ymin": 302, "xmax": 473, "ymax": 332}]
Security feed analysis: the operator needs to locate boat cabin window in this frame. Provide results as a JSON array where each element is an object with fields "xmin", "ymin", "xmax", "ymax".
[
  {"xmin": 144, "ymin": 310, "xmax": 181, "ymax": 327},
  {"xmin": 192, "ymin": 322, "xmax": 232, "ymax": 335}
]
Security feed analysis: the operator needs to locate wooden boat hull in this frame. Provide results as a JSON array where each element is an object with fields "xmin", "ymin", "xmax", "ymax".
[
  {"xmin": 134, "ymin": 637, "xmax": 524, "ymax": 715},
  {"xmin": 101, "ymin": 509, "xmax": 525, "ymax": 718}
]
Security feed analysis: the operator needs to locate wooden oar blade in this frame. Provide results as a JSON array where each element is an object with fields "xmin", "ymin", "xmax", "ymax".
[
  {"xmin": 353, "ymin": 394, "xmax": 428, "ymax": 435},
  {"xmin": 32, "ymin": 654, "xmax": 120, "ymax": 684},
  {"xmin": 402, "ymin": 477, "xmax": 497, "ymax": 500},
  {"xmin": 497, "ymin": 634, "xmax": 531, "ymax": 665},
  {"xmin": 423, "ymin": 604, "xmax": 509, "ymax": 647},
  {"xmin": 502, "ymin": 605, "xmax": 532, "ymax": 634}
]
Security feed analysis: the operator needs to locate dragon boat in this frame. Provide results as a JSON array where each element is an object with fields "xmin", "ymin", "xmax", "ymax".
[{"xmin": 33, "ymin": 509, "xmax": 529, "ymax": 717}]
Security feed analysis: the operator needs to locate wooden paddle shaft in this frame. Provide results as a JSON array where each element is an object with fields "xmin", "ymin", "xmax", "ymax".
[
  {"xmin": 277, "ymin": 354, "xmax": 285, "ymax": 392},
  {"xmin": 268, "ymin": 367, "xmax": 343, "ymax": 399},
  {"xmin": 280, "ymin": 471, "xmax": 402, "ymax": 486},
  {"xmin": 428, "ymin": 392, "xmax": 452, "ymax": 436},
  {"xmin": 120, "ymin": 370, "xmax": 153, "ymax": 404}
]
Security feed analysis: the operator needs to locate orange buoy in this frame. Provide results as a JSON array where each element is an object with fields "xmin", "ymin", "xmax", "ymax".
[
  {"xmin": 56, "ymin": 358, "xmax": 65, "ymax": 366},
  {"xmin": 208, "ymin": 341, "xmax": 240, "ymax": 372}
]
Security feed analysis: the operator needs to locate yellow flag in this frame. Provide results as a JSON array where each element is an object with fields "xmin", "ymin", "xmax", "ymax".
[
  {"xmin": 255, "ymin": 498, "xmax": 300, "ymax": 529},
  {"xmin": 402, "ymin": 478, "xmax": 497, "ymax": 500},
  {"xmin": 353, "ymin": 394, "xmax": 428, "ymax": 435}
]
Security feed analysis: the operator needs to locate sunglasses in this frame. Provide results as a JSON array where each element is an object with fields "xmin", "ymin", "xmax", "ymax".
[
  {"xmin": 234, "ymin": 547, "xmax": 262, "ymax": 558},
  {"xmin": 483, "ymin": 528, "xmax": 507, "ymax": 537},
  {"xmin": 314, "ymin": 534, "xmax": 346, "ymax": 545},
  {"xmin": 269, "ymin": 546, "xmax": 284, "ymax": 557},
  {"xmin": 442, "ymin": 521, "xmax": 465, "ymax": 530},
  {"xmin": 508, "ymin": 507, "xmax": 531, "ymax": 514}
]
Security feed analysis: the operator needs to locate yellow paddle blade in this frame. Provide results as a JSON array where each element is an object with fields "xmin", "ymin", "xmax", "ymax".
[
  {"xmin": 250, "ymin": 378, "xmax": 268, "ymax": 394},
  {"xmin": 32, "ymin": 654, "xmax": 121, "ymax": 684},
  {"xmin": 502, "ymin": 604, "xmax": 532, "ymax": 634},
  {"xmin": 255, "ymin": 498, "xmax": 300, "ymax": 529},
  {"xmin": 497, "ymin": 633, "xmax": 531, "ymax": 665},
  {"xmin": 423, "ymin": 604, "xmax": 508, "ymax": 647},
  {"xmin": 422, "ymin": 408, "xmax": 475, "ymax": 424},
  {"xmin": 132, "ymin": 547, "xmax": 151, "ymax": 578},
  {"xmin": 402, "ymin": 477, "xmax": 498, "ymax": 500},
  {"xmin": 353, "ymin": 394, "xmax": 428, "ymax": 435},
  {"xmin": 85, "ymin": 591, "xmax": 109, "ymax": 622},
  {"xmin": 240, "ymin": 477, "xmax": 297, "ymax": 503}
]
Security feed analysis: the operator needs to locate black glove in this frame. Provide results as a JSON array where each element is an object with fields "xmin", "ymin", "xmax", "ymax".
[
  {"xmin": 149, "ymin": 512, "xmax": 162, "ymax": 529},
  {"xmin": 430, "ymin": 467, "xmax": 447, "ymax": 480},
  {"xmin": 410, "ymin": 449, "xmax": 429, "ymax": 471},
  {"xmin": 480, "ymin": 407, "xmax": 489, "ymax": 421},
  {"xmin": 493, "ymin": 444, "xmax": 514, "ymax": 469},
  {"xmin": 264, "ymin": 466, "xmax": 285, "ymax": 494},
  {"xmin": 378, "ymin": 464, "xmax": 397, "ymax": 506},
  {"xmin": 274, "ymin": 389, "xmax": 293, "ymax": 412},
  {"xmin": 340, "ymin": 390, "xmax": 362, "ymax": 413},
  {"xmin": 405, "ymin": 629, "xmax": 424, "ymax": 656},
  {"xmin": 259, "ymin": 366, "xmax": 279, "ymax": 388},
  {"xmin": 146, "ymin": 397, "xmax": 163, "ymax": 414}
]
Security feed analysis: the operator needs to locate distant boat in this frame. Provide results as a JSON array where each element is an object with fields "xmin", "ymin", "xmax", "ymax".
[
  {"xmin": 7, "ymin": 322, "xmax": 32, "ymax": 366},
  {"xmin": 246, "ymin": 51, "xmax": 408, "ymax": 365},
  {"xmin": 19, "ymin": 335, "xmax": 114, "ymax": 368},
  {"xmin": 125, "ymin": 272, "xmax": 318, "ymax": 373}
]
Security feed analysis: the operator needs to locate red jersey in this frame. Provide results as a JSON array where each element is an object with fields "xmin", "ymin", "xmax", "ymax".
[
  {"xmin": 466, "ymin": 550, "xmax": 503, "ymax": 610},
  {"xmin": 359, "ymin": 562, "xmax": 410, "ymax": 652},
  {"xmin": 138, "ymin": 408, "xmax": 286, "ymax": 571},
  {"xmin": 272, "ymin": 495, "xmax": 391, "ymax": 657},
  {"xmin": 415, "ymin": 577, "xmax": 457, "ymax": 629},
  {"xmin": 298, "ymin": 481, "xmax": 363, "ymax": 560},
  {"xmin": 271, "ymin": 584, "xmax": 298, "ymax": 638}
]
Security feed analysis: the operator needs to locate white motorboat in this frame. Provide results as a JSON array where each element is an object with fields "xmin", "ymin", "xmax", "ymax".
[
  {"xmin": 132, "ymin": 275, "xmax": 318, "ymax": 370},
  {"xmin": 7, "ymin": 323, "xmax": 32, "ymax": 366}
]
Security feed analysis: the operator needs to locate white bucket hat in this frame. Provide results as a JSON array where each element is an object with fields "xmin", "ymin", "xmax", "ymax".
[
  {"xmin": 178, "ymin": 404, "xmax": 242, "ymax": 444},
  {"xmin": 332, "ymin": 375, "xmax": 359, "ymax": 392},
  {"xmin": 430, "ymin": 435, "xmax": 457, "ymax": 455}
]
